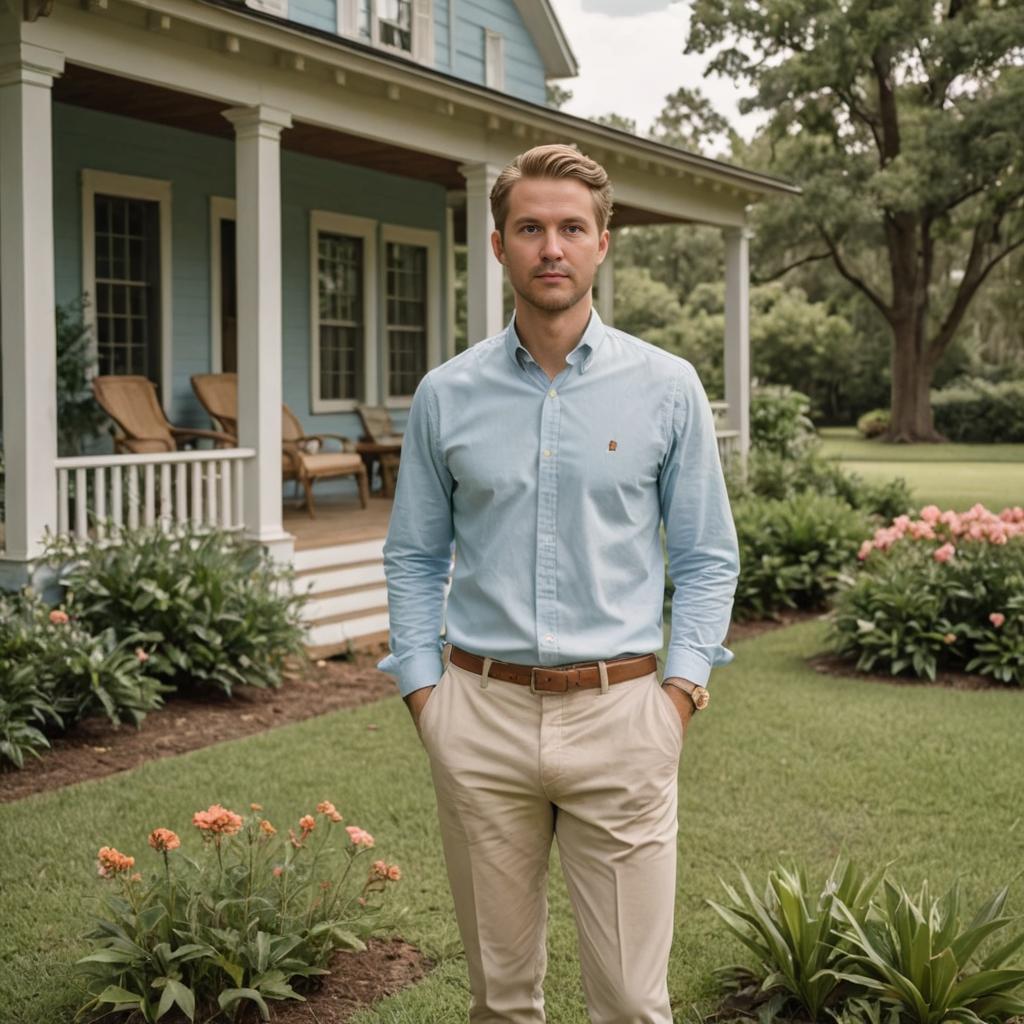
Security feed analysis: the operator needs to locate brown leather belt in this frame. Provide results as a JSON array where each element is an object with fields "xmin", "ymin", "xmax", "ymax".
[{"xmin": 448, "ymin": 646, "xmax": 658, "ymax": 694}]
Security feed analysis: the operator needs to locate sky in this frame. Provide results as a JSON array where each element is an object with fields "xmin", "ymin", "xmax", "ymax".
[{"xmin": 546, "ymin": 0, "xmax": 767, "ymax": 148}]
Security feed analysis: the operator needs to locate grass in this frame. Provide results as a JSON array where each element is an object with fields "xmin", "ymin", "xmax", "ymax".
[
  {"xmin": 2, "ymin": 620, "xmax": 1024, "ymax": 1022},
  {"xmin": 819, "ymin": 427, "xmax": 1024, "ymax": 511}
]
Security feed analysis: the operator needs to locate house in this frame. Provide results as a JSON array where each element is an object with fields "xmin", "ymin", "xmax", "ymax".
[{"xmin": 0, "ymin": 0, "xmax": 797, "ymax": 652}]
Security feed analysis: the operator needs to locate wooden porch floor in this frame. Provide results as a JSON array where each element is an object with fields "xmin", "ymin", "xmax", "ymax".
[{"xmin": 284, "ymin": 495, "xmax": 392, "ymax": 550}]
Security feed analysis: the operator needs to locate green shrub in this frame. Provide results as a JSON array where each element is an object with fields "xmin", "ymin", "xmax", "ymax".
[
  {"xmin": 45, "ymin": 526, "xmax": 307, "ymax": 697},
  {"xmin": 931, "ymin": 378, "xmax": 1024, "ymax": 443},
  {"xmin": 707, "ymin": 858, "xmax": 884, "ymax": 1022},
  {"xmin": 0, "ymin": 590, "xmax": 164, "ymax": 769},
  {"xmin": 856, "ymin": 408, "xmax": 890, "ymax": 438},
  {"xmin": 751, "ymin": 385, "xmax": 818, "ymax": 459},
  {"xmin": 732, "ymin": 494, "xmax": 872, "ymax": 621},
  {"xmin": 830, "ymin": 506, "xmax": 1024, "ymax": 683},
  {"xmin": 77, "ymin": 801, "xmax": 404, "ymax": 1022},
  {"xmin": 709, "ymin": 861, "xmax": 1024, "ymax": 1024}
]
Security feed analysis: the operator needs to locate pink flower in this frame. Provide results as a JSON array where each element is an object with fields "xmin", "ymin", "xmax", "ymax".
[
  {"xmin": 273, "ymin": 865, "xmax": 284, "ymax": 878},
  {"xmin": 387, "ymin": 864, "xmax": 402, "ymax": 881},
  {"xmin": 933, "ymin": 543, "xmax": 956, "ymax": 563},
  {"xmin": 135, "ymin": 647, "xmax": 150, "ymax": 663},
  {"xmin": 345, "ymin": 826, "xmax": 375, "ymax": 848},
  {"xmin": 857, "ymin": 540, "xmax": 873, "ymax": 561},
  {"xmin": 920, "ymin": 505, "xmax": 942, "ymax": 524},
  {"xmin": 989, "ymin": 612, "xmax": 1006, "ymax": 628},
  {"xmin": 49, "ymin": 609, "xmax": 69, "ymax": 625},
  {"xmin": 299, "ymin": 814, "xmax": 316, "ymax": 836},
  {"xmin": 317, "ymin": 800, "xmax": 344, "ymax": 823}
]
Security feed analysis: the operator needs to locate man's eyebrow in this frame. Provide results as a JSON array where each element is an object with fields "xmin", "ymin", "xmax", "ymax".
[{"xmin": 509, "ymin": 215, "xmax": 589, "ymax": 227}]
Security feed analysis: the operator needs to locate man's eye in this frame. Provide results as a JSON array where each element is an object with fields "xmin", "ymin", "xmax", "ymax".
[
  {"xmin": 564, "ymin": 225, "xmax": 583, "ymax": 234},
  {"xmin": 521, "ymin": 225, "xmax": 540, "ymax": 234}
]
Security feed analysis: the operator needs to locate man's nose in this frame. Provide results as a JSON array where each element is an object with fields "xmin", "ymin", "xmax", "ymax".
[{"xmin": 540, "ymin": 230, "xmax": 564, "ymax": 261}]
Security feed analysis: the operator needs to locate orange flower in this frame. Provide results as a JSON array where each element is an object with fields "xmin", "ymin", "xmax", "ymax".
[
  {"xmin": 288, "ymin": 828, "xmax": 303, "ymax": 849},
  {"xmin": 49, "ymin": 609, "xmax": 69, "ymax": 625},
  {"xmin": 148, "ymin": 828, "xmax": 180, "ymax": 853},
  {"xmin": 387, "ymin": 864, "xmax": 402, "ymax": 882},
  {"xmin": 299, "ymin": 814, "xmax": 316, "ymax": 835},
  {"xmin": 371, "ymin": 859, "xmax": 389, "ymax": 880},
  {"xmin": 943, "ymin": 633, "xmax": 957, "ymax": 645},
  {"xmin": 96, "ymin": 846, "xmax": 135, "ymax": 878},
  {"xmin": 260, "ymin": 820, "xmax": 277, "ymax": 837},
  {"xmin": 345, "ymin": 826, "xmax": 375, "ymax": 848},
  {"xmin": 250, "ymin": 803, "xmax": 263, "ymax": 812},
  {"xmin": 192, "ymin": 804, "xmax": 243, "ymax": 837},
  {"xmin": 273, "ymin": 865, "xmax": 284, "ymax": 878},
  {"xmin": 129, "ymin": 872, "xmax": 143, "ymax": 883},
  {"xmin": 317, "ymin": 800, "xmax": 343, "ymax": 823}
]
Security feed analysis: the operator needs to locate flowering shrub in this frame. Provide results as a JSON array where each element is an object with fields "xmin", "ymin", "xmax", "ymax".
[
  {"xmin": 45, "ymin": 525, "xmax": 307, "ymax": 697},
  {"xmin": 731, "ymin": 494, "xmax": 873, "ymax": 620},
  {"xmin": 830, "ymin": 505, "xmax": 1024, "ymax": 683},
  {"xmin": 0, "ymin": 590, "xmax": 164, "ymax": 768},
  {"xmin": 77, "ymin": 800, "xmax": 403, "ymax": 1022}
]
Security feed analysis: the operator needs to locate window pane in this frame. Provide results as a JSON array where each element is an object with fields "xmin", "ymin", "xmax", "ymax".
[
  {"xmin": 317, "ymin": 231, "xmax": 364, "ymax": 402},
  {"xmin": 385, "ymin": 241, "xmax": 427, "ymax": 396}
]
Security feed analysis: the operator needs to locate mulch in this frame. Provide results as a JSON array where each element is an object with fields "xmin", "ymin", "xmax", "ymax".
[{"xmin": 807, "ymin": 651, "xmax": 1012, "ymax": 690}]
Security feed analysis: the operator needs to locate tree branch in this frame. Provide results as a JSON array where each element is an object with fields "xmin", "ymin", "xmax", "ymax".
[
  {"xmin": 816, "ymin": 226, "xmax": 893, "ymax": 321},
  {"xmin": 752, "ymin": 251, "xmax": 832, "ymax": 284}
]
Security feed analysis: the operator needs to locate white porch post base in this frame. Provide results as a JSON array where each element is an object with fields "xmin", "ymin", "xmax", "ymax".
[
  {"xmin": 0, "ymin": 42, "xmax": 64, "ymax": 577},
  {"xmin": 724, "ymin": 226, "xmax": 752, "ymax": 464},
  {"xmin": 596, "ymin": 229, "xmax": 614, "ymax": 325},
  {"xmin": 459, "ymin": 162, "xmax": 504, "ymax": 342},
  {"xmin": 223, "ymin": 103, "xmax": 295, "ymax": 565}
]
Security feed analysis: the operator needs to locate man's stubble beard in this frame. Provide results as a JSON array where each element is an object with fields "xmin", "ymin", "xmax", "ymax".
[{"xmin": 510, "ymin": 272, "xmax": 594, "ymax": 316}]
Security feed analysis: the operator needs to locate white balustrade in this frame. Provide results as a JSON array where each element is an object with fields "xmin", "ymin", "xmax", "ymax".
[{"xmin": 54, "ymin": 448, "xmax": 255, "ymax": 543}]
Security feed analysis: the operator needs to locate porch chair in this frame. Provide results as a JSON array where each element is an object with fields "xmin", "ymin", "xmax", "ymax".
[
  {"xmin": 91, "ymin": 375, "xmax": 234, "ymax": 454},
  {"xmin": 355, "ymin": 404, "xmax": 404, "ymax": 497},
  {"xmin": 190, "ymin": 373, "xmax": 368, "ymax": 518}
]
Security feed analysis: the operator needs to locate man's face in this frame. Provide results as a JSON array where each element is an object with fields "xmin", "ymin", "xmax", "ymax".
[{"xmin": 491, "ymin": 176, "xmax": 609, "ymax": 316}]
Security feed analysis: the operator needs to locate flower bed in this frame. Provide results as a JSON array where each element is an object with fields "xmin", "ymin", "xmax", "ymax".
[
  {"xmin": 829, "ymin": 504, "xmax": 1024, "ymax": 683},
  {"xmin": 78, "ymin": 800, "xmax": 402, "ymax": 1022}
]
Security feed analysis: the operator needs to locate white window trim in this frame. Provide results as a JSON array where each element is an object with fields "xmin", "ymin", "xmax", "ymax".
[
  {"xmin": 485, "ymin": 29, "xmax": 505, "ymax": 91},
  {"xmin": 310, "ymin": 210, "xmax": 378, "ymax": 414},
  {"xmin": 209, "ymin": 196, "xmax": 236, "ymax": 374},
  {"xmin": 381, "ymin": 222, "xmax": 440, "ymax": 408},
  {"xmin": 245, "ymin": 0, "xmax": 288, "ymax": 18},
  {"xmin": 81, "ymin": 168, "xmax": 173, "ymax": 414},
  {"xmin": 339, "ymin": 0, "xmax": 433, "ymax": 65}
]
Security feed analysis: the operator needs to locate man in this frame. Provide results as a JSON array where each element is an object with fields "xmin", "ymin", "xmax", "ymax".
[{"xmin": 382, "ymin": 144, "xmax": 739, "ymax": 1024}]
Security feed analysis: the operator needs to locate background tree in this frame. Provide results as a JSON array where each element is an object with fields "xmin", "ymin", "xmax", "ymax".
[{"xmin": 687, "ymin": 0, "xmax": 1024, "ymax": 441}]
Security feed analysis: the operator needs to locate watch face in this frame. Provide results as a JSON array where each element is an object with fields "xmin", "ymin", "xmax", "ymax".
[{"xmin": 693, "ymin": 688, "xmax": 710, "ymax": 710}]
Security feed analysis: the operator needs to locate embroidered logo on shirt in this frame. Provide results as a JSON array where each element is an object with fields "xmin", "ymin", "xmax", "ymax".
[{"xmin": 608, "ymin": 440, "xmax": 618, "ymax": 451}]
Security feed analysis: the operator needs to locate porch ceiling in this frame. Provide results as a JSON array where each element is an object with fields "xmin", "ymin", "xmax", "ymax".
[{"xmin": 54, "ymin": 64, "xmax": 686, "ymax": 230}]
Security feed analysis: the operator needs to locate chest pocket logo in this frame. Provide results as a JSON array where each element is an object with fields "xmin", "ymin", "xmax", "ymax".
[{"xmin": 608, "ymin": 440, "xmax": 618, "ymax": 451}]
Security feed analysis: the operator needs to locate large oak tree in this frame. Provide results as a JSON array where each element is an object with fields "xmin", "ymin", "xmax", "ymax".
[{"xmin": 687, "ymin": 0, "xmax": 1024, "ymax": 441}]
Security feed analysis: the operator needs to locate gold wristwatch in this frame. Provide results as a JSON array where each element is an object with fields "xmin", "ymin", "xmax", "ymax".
[{"xmin": 664, "ymin": 678, "xmax": 710, "ymax": 711}]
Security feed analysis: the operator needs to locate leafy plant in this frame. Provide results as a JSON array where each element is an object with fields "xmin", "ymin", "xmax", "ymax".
[
  {"xmin": 750, "ymin": 385, "xmax": 818, "ymax": 461},
  {"xmin": 707, "ymin": 858, "xmax": 885, "ymax": 1021},
  {"xmin": 731, "ymin": 493, "xmax": 872, "ymax": 620},
  {"xmin": 857, "ymin": 409, "xmax": 890, "ymax": 439},
  {"xmin": 45, "ymin": 525, "xmax": 307, "ymax": 697},
  {"xmin": 832, "ymin": 879, "xmax": 1024, "ymax": 1024},
  {"xmin": 0, "ymin": 590, "xmax": 164, "ymax": 769},
  {"xmin": 56, "ymin": 296, "xmax": 107, "ymax": 456},
  {"xmin": 76, "ymin": 802, "xmax": 404, "ymax": 1022}
]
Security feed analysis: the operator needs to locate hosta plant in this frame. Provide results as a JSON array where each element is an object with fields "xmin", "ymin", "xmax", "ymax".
[
  {"xmin": 76, "ymin": 800, "xmax": 404, "ymax": 1022},
  {"xmin": 832, "ymin": 879, "xmax": 1024, "ymax": 1024},
  {"xmin": 707, "ymin": 858, "xmax": 886, "ymax": 1021},
  {"xmin": 45, "ymin": 525, "xmax": 307, "ymax": 697}
]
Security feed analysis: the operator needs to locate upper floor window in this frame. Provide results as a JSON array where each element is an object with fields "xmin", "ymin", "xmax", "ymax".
[{"xmin": 348, "ymin": 0, "xmax": 432, "ymax": 63}]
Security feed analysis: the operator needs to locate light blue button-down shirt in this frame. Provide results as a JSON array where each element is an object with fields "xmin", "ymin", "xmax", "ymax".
[{"xmin": 381, "ymin": 309, "xmax": 739, "ymax": 697}]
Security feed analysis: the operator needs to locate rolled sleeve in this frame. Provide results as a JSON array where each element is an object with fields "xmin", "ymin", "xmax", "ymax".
[
  {"xmin": 382, "ymin": 375, "xmax": 455, "ymax": 698},
  {"xmin": 658, "ymin": 365, "xmax": 739, "ymax": 688}
]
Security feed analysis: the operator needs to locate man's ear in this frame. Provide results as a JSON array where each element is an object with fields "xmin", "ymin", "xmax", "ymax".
[
  {"xmin": 491, "ymin": 229, "xmax": 506, "ymax": 265},
  {"xmin": 595, "ymin": 228, "xmax": 610, "ymax": 265}
]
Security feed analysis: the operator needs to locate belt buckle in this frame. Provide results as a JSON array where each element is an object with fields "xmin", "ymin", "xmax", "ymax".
[{"xmin": 530, "ymin": 667, "xmax": 567, "ymax": 694}]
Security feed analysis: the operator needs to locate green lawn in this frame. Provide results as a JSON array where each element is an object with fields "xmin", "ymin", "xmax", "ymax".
[
  {"xmin": 819, "ymin": 427, "xmax": 1024, "ymax": 511},
  {"xmin": 2, "ymin": 620, "xmax": 1023, "ymax": 1022}
]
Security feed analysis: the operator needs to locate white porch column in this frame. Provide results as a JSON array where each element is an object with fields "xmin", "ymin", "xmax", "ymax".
[
  {"xmin": 0, "ymin": 43, "xmax": 64, "ymax": 580},
  {"xmin": 458, "ymin": 162, "xmax": 504, "ymax": 342},
  {"xmin": 222, "ymin": 104, "xmax": 294, "ymax": 563},
  {"xmin": 723, "ymin": 226, "xmax": 752, "ymax": 463},
  {"xmin": 595, "ymin": 229, "xmax": 614, "ymax": 325}
]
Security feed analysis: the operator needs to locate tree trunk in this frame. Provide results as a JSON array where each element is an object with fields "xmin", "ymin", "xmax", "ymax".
[{"xmin": 885, "ymin": 318, "xmax": 944, "ymax": 443}]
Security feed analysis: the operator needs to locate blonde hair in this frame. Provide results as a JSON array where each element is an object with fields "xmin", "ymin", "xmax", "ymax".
[{"xmin": 490, "ymin": 144, "xmax": 614, "ymax": 236}]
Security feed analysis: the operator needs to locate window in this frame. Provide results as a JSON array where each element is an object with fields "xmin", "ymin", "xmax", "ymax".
[
  {"xmin": 82, "ymin": 170, "xmax": 172, "ymax": 407},
  {"xmin": 382, "ymin": 225, "xmax": 440, "ymax": 402},
  {"xmin": 310, "ymin": 212, "xmax": 377, "ymax": 413},
  {"xmin": 485, "ymin": 30, "xmax": 505, "ymax": 90},
  {"xmin": 344, "ymin": 0, "xmax": 433, "ymax": 63}
]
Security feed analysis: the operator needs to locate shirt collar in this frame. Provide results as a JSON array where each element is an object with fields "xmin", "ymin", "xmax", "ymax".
[{"xmin": 504, "ymin": 307, "xmax": 607, "ymax": 375}]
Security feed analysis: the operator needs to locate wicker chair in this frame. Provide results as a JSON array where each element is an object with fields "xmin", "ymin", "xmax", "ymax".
[
  {"xmin": 91, "ymin": 375, "xmax": 234, "ymax": 454},
  {"xmin": 191, "ymin": 373, "xmax": 368, "ymax": 518},
  {"xmin": 355, "ymin": 404, "xmax": 403, "ymax": 497}
]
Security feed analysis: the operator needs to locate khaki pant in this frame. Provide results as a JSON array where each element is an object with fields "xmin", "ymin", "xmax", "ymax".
[{"xmin": 418, "ymin": 652, "xmax": 683, "ymax": 1023}]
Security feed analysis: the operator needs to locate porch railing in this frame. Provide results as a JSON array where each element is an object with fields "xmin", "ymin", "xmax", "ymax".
[
  {"xmin": 54, "ymin": 448, "xmax": 255, "ymax": 543},
  {"xmin": 709, "ymin": 401, "xmax": 741, "ymax": 463}
]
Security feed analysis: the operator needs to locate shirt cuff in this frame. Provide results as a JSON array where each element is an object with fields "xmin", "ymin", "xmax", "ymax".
[
  {"xmin": 664, "ymin": 648, "xmax": 724, "ymax": 687},
  {"xmin": 391, "ymin": 649, "xmax": 445, "ymax": 698}
]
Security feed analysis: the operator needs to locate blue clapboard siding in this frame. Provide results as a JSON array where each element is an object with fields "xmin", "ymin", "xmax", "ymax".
[
  {"xmin": 290, "ymin": 0, "xmax": 337, "ymax": 33},
  {"xmin": 453, "ymin": 0, "xmax": 546, "ymax": 103},
  {"xmin": 434, "ymin": 0, "xmax": 452, "ymax": 69},
  {"xmin": 51, "ymin": 102, "xmax": 442, "ymax": 462}
]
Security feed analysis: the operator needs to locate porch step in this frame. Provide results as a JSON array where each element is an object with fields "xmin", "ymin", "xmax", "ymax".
[
  {"xmin": 293, "ymin": 538, "xmax": 385, "ymax": 574},
  {"xmin": 300, "ymin": 582, "xmax": 387, "ymax": 622},
  {"xmin": 297, "ymin": 559, "xmax": 385, "ymax": 596},
  {"xmin": 305, "ymin": 607, "xmax": 390, "ymax": 650}
]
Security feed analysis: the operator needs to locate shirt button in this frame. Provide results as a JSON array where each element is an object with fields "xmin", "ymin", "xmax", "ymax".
[
  {"xmin": 548, "ymin": 388, "xmax": 557, "ymax": 397},
  {"xmin": 544, "ymin": 634, "xmax": 555, "ymax": 643},
  {"xmin": 543, "ymin": 449, "xmax": 552, "ymax": 457}
]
